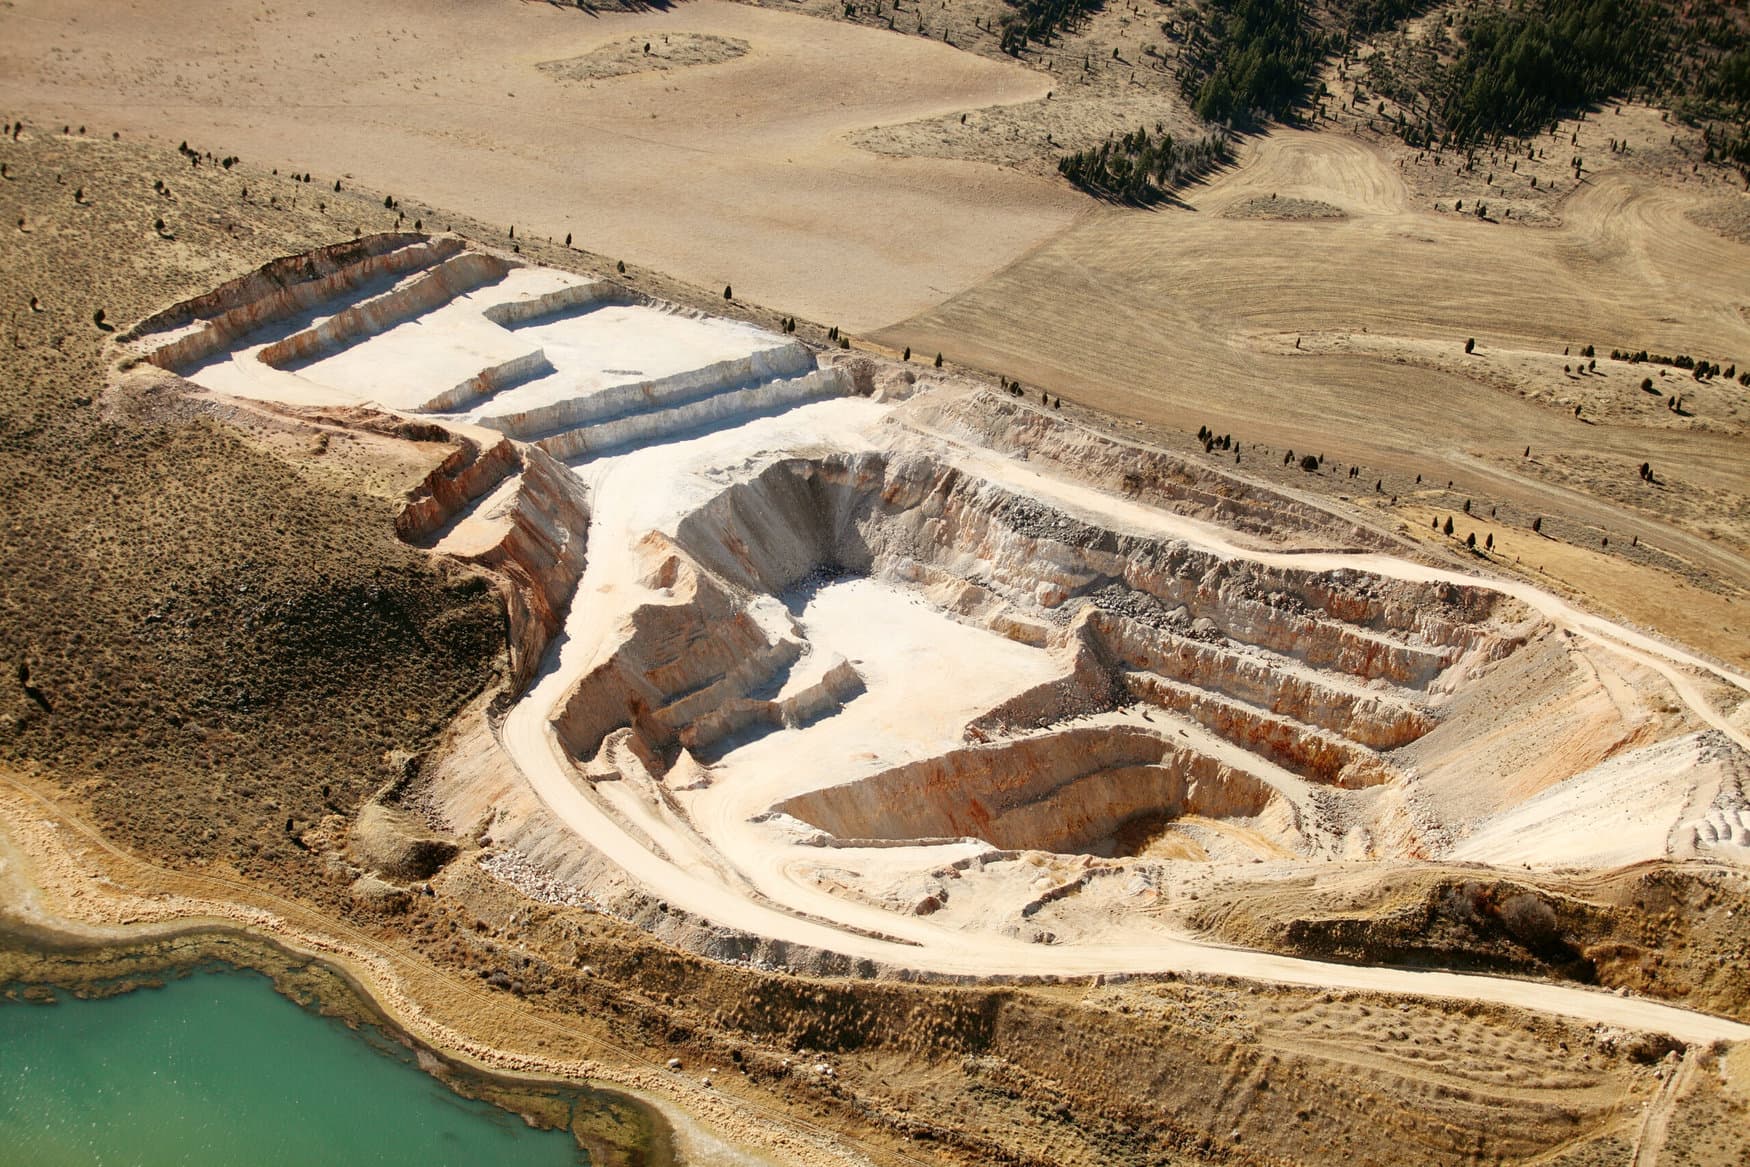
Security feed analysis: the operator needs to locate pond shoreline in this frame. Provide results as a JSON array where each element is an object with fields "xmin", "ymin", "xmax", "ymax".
[{"xmin": 0, "ymin": 916, "xmax": 675, "ymax": 1167}]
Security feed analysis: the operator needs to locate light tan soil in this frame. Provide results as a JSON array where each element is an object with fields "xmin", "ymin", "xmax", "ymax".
[
  {"xmin": 766, "ymin": 0, "xmax": 1214, "ymax": 179},
  {"xmin": 1689, "ymin": 195, "xmax": 1750, "ymax": 245},
  {"xmin": 1385, "ymin": 502, "xmax": 1750, "ymax": 669},
  {"xmin": 0, "ymin": 0, "xmax": 1080, "ymax": 334},
  {"xmin": 10, "ymin": 1, "xmax": 1744, "ymax": 675},
  {"xmin": 876, "ymin": 127, "xmax": 1750, "ymax": 669}
]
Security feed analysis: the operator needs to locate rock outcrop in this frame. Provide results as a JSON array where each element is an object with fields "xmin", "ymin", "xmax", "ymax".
[
  {"xmin": 127, "ymin": 233, "xmax": 460, "ymax": 372},
  {"xmin": 776, "ymin": 724, "xmax": 1286, "ymax": 855}
]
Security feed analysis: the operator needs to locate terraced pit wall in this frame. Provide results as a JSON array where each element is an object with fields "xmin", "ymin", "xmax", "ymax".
[
  {"xmin": 257, "ymin": 252, "xmax": 511, "ymax": 370},
  {"xmin": 126, "ymin": 233, "xmax": 460, "ymax": 372},
  {"xmin": 549, "ymin": 451, "xmax": 1527, "ymax": 836}
]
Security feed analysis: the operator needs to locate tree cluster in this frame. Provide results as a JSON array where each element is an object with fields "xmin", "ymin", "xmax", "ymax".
[
  {"xmin": 1174, "ymin": 0, "xmax": 1330, "ymax": 126},
  {"xmin": 1340, "ymin": 0, "xmax": 1429, "ymax": 39},
  {"xmin": 1361, "ymin": 0, "xmax": 1748, "ymax": 167},
  {"xmin": 1608, "ymin": 347, "xmax": 1746, "ymax": 383},
  {"xmin": 1438, "ymin": 0, "xmax": 1663, "ymax": 145},
  {"xmin": 998, "ymin": 0, "xmax": 1101, "ymax": 56},
  {"xmin": 1057, "ymin": 126, "xmax": 1231, "ymax": 203}
]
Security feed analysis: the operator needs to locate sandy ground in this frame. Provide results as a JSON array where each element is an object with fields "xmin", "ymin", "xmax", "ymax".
[
  {"xmin": 8, "ymin": 0, "xmax": 1744, "ymax": 681},
  {"xmin": 769, "ymin": 0, "xmax": 1217, "ymax": 178},
  {"xmin": 1389, "ymin": 501, "xmax": 1750, "ymax": 670},
  {"xmin": 537, "ymin": 32, "xmax": 751, "ymax": 83},
  {"xmin": 1, "ymin": 0, "xmax": 1081, "ymax": 332}
]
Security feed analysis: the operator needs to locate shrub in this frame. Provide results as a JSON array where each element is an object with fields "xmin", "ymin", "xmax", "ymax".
[{"xmin": 1500, "ymin": 893, "xmax": 1559, "ymax": 948}]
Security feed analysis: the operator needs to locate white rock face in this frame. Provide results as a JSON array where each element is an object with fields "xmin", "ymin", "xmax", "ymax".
[{"xmin": 128, "ymin": 238, "xmax": 1750, "ymax": 1000}]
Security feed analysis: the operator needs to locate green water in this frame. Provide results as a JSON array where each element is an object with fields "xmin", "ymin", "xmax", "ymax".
[{"xmin": 0, "ymin": 969, "xmax": 589, "ymax": 1166}]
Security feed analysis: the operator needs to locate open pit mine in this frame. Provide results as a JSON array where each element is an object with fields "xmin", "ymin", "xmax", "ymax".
[{"xmin": 124, "ymin": 233, "xmax": 1750, "ymax": 1043}]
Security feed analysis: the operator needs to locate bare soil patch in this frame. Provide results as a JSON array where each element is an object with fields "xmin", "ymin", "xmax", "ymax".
[
  {"xmin": 878, "ymin": 125, "xmax": 1750, "ymax": 654},
  {"xmin": 1389, "ymin": 502, "xmax": 1750, "ymax": 671},
  {"xmin": 767, "ymin": 0, "xmax": 1216, "ymax": 183},
  {"xmin": 1689, "ymin": 195, "xmax": 1750, "ymax": 245},
  {"xmin": 1222, "ymin": 193, "xmax": 1347, "ymax": 220},
  {"xmin": 537, "ymin": 33, "xmax": 750, "ymax": 82}
]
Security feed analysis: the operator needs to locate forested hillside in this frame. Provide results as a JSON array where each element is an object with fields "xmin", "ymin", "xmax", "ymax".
[
  {"xmin": 1356, "ymin": 0, "xmax": 1749, "ymax": 161},
  {"xmin": 1155, "ymin": 0, "xmax": 1745, "ymax": 147},
  {"xmin": 1024, "ymin": 0, "xmax": 1745, "ymax": 201}
]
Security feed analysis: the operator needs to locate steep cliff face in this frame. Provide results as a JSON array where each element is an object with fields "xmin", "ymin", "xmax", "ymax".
[
  {"xmin": 256, "ymin": 252, "xmax": 511, "ymax": 370},
  {"xmin": 1088, "ymin": 610, "xmax": 1435, "ymax": 749},
  {"xmin": 478, "ymin": 342, "xmax": 815, "ymax": 441},
  {"xmin": 395, "ymin": 432, "xmax": 521, "ymax": 544},
  {"xmin": 421, "ymin": 350, "xmax": 556, "ymax": 415},
  {"xmin": 530, "ymin": 366, "xmax": 850, "ymax": 461},
  {"xmin": 667, "ymin": 453, "xmax": 1514, "ymax": 791},
  {"xmin": 553, "ymin": 537, "xmax": 803, "ymax": 768},
  {"xmin": 679, "ymin": 451, "xmax": 1508, "ymax": 675},
  {"xmin": 900, "ymin": 391, "xmax": 1396, "ymax": 551},
  {"xmin": 542, "ymin": 448, "xmax": 1541, "ymax": 883},
  {"xmin": 466, "ymin": 446, "xmax": 592, "ymax": 693},
  {"xmin": 393, "ymin": 434, "xmax": 589, "ymax": 694}
]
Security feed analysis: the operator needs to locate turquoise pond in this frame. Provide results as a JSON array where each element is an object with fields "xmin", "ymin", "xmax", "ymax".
[{"xmin": 0, "ymin": 968, "xmax": 592, "ymax": 1166}]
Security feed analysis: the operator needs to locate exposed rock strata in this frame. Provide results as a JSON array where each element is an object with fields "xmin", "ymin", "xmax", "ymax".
[
  {"xmin": 776, "ymin": 725, "xmax": 1284, "ymax": 855},
  {"xmin": 127, "ymin": 233, "xmax": 459, "ymax": 372}
]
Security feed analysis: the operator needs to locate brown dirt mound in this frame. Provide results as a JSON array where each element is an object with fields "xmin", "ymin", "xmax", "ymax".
[{"xmin": 1222, "ymin": 194, "xmax": 1348, "ymax": 220}]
